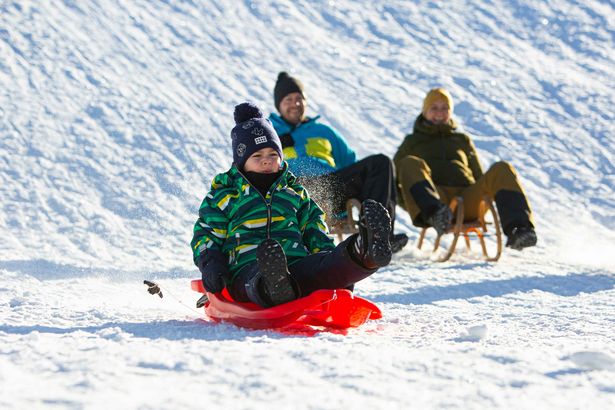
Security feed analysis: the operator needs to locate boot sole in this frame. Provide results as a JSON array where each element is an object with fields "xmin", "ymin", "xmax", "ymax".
[
  {"xmin": 508, "ymin": 231, "xmax": 537, "ymax": 250},
  {"xmin": 256, "ymin": 239, "xmax": 296, "ymax": 305},
  {"xmin": 362, "ymin": 200, "xmax": 392, "ymax": 267}
]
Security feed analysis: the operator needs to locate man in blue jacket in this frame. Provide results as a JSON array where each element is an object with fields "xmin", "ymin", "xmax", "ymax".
[{"xmin": 269, "ymin": 72, "xmax": 408, "ymax": 253}]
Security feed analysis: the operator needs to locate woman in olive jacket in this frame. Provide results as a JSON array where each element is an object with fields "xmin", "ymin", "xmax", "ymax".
[{"xmin": 394, "ymin": 88, "xmax": 537, "ymax": 251}]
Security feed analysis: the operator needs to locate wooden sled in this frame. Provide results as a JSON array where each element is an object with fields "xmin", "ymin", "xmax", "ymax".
[
  {"xmin": 327, "ymin": 198, "xmax": 362, "ymax": 241},
  {"xmin": 190, "ymin": 279, "xmax": 381, "ymax": 331},
  {"xmin": 417, "ymin": 196, "xmax": 503, "ymax": 262}
]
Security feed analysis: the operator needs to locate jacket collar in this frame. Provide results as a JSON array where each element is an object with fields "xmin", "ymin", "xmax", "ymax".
[
  {"xmin": 413, "ymin": 114, "xmax": 458, "ymax": 135},
  {"xmin": 226, "ymin": 161, "xmax": 293, "ymax": 191},
  {"xmin": 269, "ymin": 112, "xmax": 321, "ymax": 133}
]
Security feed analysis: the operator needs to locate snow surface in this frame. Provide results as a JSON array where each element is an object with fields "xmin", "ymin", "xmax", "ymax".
[{"xmin": 1, "ymin": 0, "xmax": 614, "ymax": 408}]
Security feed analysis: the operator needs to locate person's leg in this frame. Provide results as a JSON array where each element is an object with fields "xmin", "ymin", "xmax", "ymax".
[
  {"xmin": 290, "ymin": 199, "xmax": 392, "ymax": 295},
  {"xmin": 229, "ymin": 239, "xmax": 379, "ymax": 301},
  {"xmin": 396, "ymin": 155, "xmax": 452, "ymax": 226},
  {"xmin": 289, "ymin": 236, "xmax": 376, "ymax": 296},
  {"xmin": 461, "ymin": 161, "xmax": 534, "ymax": 232},
  {"xmin": 333, "ymin": 154, "xmax": 397, "ymax": 224},
  {"xmin": 227, "ymin": 240, "xmax": 297, "ymax": 307},
  {"xmin": 460, "ymin": 161, "xmax": 536, "ymax": 249},
  {"xmin": 334, "ymin": 154, "xmax": 409, "ymax": 251},
  {"xmin": 230, "ymin": 236, "xmax": 382, "ymax": 303}
]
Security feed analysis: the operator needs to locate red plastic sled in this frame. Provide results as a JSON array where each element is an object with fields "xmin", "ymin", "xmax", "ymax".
[{"xmin": 190, "ymin": 279, "xmax": 381, "ymax": 331}]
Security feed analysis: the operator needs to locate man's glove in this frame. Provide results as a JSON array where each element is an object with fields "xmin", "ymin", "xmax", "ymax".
[
  {"xmin": 279, "ymin": 132, "xmax": 295, "ymax": 148},
  {"xmin": 197, "ymin": 256, "xmax": 228, "ymax": 294}
]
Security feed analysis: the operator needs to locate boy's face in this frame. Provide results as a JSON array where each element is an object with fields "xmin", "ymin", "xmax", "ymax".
[
  {"xmin": 425, "ymin": 99, "xmax": 451, "ymax": 124},
  {"xmin": 279, "ymin": 92, "xmax": 306, "ymax": 125},
  {"xmin": 243, "ymin": 147, "xmax": 281, "ymax": 173}
]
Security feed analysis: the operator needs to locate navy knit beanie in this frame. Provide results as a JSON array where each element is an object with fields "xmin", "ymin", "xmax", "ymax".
[
  {"xmin": 231, "ymin": 102, "xmax": 283, "ymax": 170},
  {"xmin": 273, "ymin": 72, "xmax": 305, "ymax": 111}
]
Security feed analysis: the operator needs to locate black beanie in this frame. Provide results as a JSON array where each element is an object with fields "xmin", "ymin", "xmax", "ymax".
[
  {"xmin": 273, "ymin": 71, "xmax": 305, "ymax": 111},
  {"xmin": 231, "ymin": 102, "xmax": 283, "ymax": 170}
]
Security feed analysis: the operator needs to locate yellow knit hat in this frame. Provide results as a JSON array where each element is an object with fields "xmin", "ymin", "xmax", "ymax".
[{"xmin": 422, "ymin": 88, "xmax": 454, "ymax": 117}]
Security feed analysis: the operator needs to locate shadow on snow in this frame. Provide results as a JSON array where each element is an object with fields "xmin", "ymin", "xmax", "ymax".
[
  {"xmin": 373, "ymin": 272, "xmax": 615, "ymax": 305},
  {"xmin": 0, "ymin": 319, "xmax": 309, "ymax": 341},
  {"xmin": 0, "ymin": 259, "xmax": 192, "ymax": 281}
]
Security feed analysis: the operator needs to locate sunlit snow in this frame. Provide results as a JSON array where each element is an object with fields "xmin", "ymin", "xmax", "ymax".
[{"xmin": 1, "ymin": 1, "xmax": 614, "ymax": 409}]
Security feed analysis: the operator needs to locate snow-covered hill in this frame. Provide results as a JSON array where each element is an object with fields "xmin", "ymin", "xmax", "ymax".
[{"xmin": 1, "ymin": 1, "xmax": 614, "ymax": 408}]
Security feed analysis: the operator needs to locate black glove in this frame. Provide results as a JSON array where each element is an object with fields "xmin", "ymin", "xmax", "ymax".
[
  {"xmin": 143, "ymin": 280, "xmax": 163, "ymax": 298},
  {"xmin": 279, "ymin": 132, "xmax": 295, "ymax": 148},
  {"xmin": 197, "ymin": 256, "xmax": 228, "ymax": 294}
]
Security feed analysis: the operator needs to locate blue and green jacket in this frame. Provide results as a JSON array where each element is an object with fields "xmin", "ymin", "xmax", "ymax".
[
  {"xmin": 191, "ymin": 163, "xmax": 335, "ymax": 281},
  {"xmin": 269, "ymin": 113, "xmax": 356, "ymax": 177}
]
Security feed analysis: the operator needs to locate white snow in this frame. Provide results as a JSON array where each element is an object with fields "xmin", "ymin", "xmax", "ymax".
[
  {"xmin": 567, "ymin": 351, "xmax": 615, "ymax": 372},
  {"xmin": 1, "ymin": 0, "xmax": 614, "ymax": 408}
]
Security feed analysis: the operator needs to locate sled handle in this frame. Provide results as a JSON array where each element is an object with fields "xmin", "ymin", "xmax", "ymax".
[{"xmin": 196, "ymin": 294, "xmax": 209, "ymax": 308}]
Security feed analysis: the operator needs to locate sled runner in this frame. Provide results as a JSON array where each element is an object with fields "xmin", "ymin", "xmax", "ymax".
[
  {"xmin": 417, "ymin": 196, "xmax": 503, "ymax": 262},
  {"xmin": 190, "ymin": 279, "xmax": 381, "ymax": 330}
]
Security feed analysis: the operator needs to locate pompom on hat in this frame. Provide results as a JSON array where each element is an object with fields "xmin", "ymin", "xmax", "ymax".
[
  {"xmin": 273, "ymin": 71, "xmax": 305, "ymax": 111},
  {"xmin": 422, "ymin": 88, "xmax": 454, "ymax": 117},
  {"xmin": 231, "ymin": 102, "xmax": 283, "ymax": 170}
]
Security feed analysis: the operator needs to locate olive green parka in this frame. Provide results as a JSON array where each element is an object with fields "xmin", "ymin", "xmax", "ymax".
[{"xmin": 394, "ymin": 114, "xmax": 483, "ymax": 187}]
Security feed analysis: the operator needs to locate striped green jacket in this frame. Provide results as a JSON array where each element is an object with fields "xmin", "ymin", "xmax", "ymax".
[{"xmin": 191, "ymin": 163, "xmax": 335, "ymax": 281}]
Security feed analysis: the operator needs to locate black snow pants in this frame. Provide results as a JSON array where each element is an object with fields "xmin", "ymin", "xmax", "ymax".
[
  {"xmin": 300, "ymin": 154, "xmax": 397, "ymax": 228},
  {"xmin": 227, "ymin": 236, "xmax": 376, "ymax": 303}
]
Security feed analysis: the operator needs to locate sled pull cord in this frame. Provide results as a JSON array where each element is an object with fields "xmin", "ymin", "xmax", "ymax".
[
  {"xmin": 143, "ymin": 279, "xmax": 203, "ymax": 315},
  {"xmin": 143, "ymin": 280, "xmax": 163, "ymax": 298}
]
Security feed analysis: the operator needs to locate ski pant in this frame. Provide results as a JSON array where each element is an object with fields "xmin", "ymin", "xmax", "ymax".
[
  {"xmin": 396, "ymin": 156, "xmax": 534, "ymax": 235},
  {"xmin": 300, "ymin": 154, "xmax": 397, "ymax": 229},
  {"xmin": 227, "ymin": 236, "xmax": 376, "ymax": 303}
]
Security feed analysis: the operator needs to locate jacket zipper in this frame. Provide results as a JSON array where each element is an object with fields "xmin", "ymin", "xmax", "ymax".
[
  {"xmin": 439, "ymin": 130, "xmax": 452, "ymax": 186},
  {"xmin": 266, "ymin": 202, "xmax": 272, "ymax": 238},
  {"xmin": 236, "ymin": 168, "xmax": 285, "ymax": 239}
]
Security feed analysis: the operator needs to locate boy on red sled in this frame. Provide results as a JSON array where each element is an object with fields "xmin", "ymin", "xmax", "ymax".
[{"xmin": 191, "ymin": 102, "xmax": 392, "ymax": 307}]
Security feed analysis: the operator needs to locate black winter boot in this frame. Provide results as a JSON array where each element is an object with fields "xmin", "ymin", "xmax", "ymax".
[
  {"xmin": 390, "ymin": 232, "xmax": 409, "ymax": 253},
  {"xmin": 506, "ymin": 226, "xmax": 537, "ymax": 250},
  {"xmin": 351, "ymin": 199, "xmax": 392, "ymax": 269},
  {"xmin": 246, "ymin": 239, "xmax": 297, "ymax": 307},
  {"xmin": 426, "ymin": 203, "xmax": 453, "ymax": 236}
]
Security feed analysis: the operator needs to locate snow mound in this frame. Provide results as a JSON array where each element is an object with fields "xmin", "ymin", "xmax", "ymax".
[{"xmin": 567, "ymin": 351, "xmax": 615, "ymax": 371}]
